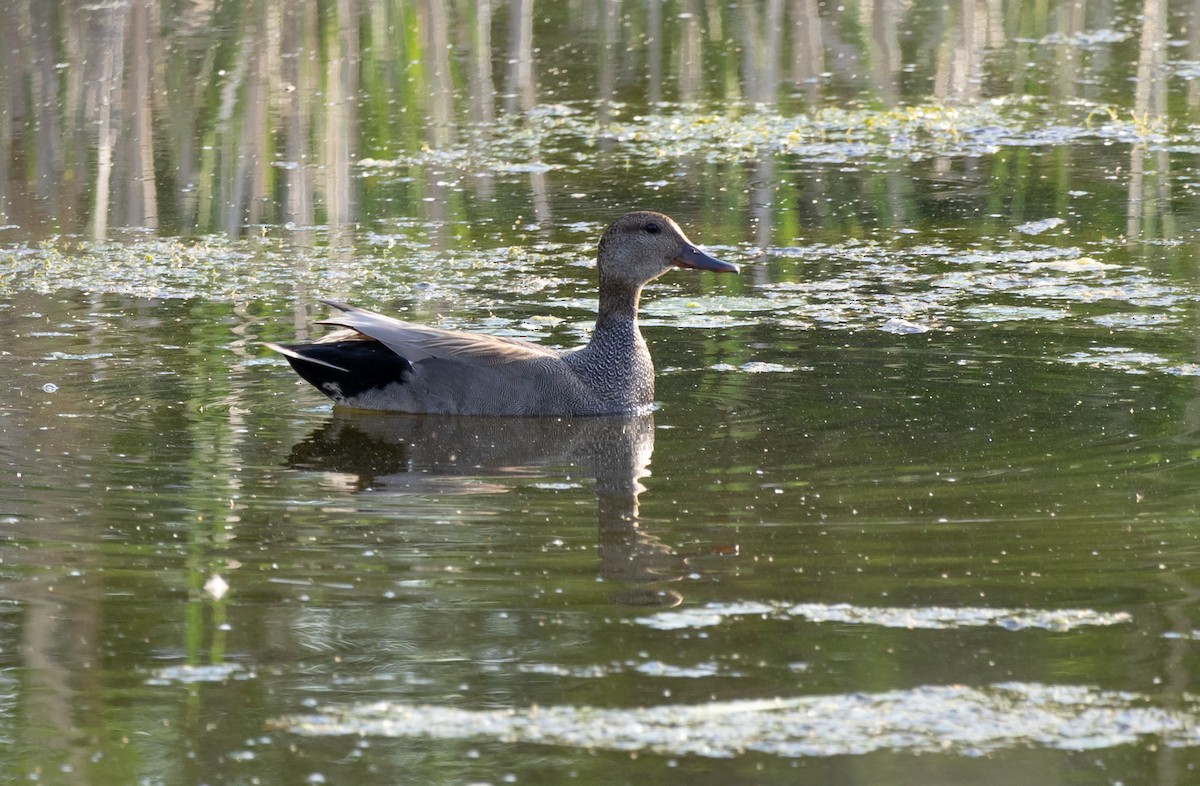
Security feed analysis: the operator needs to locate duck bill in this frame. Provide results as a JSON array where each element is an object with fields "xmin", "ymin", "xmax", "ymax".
[{"xmin": 674, "ymin": 245, "xmax": 740, "ymax": 274}]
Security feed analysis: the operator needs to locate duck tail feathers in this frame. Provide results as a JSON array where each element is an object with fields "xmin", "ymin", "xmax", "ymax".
[{"xmin": 264, "ymin": 342, "xmax": 351, "ymax": 372}]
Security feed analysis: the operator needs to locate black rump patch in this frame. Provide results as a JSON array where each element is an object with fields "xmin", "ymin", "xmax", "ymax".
[{"xmin": 281, "ymin": 340, "xmax": 412, "ymax": 402}]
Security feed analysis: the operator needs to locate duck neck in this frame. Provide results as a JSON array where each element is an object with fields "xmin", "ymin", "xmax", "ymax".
[
  {"xmin": 596, "ymin": 273, "xmax": 643, "ymax": 328},
  {"xmin": 567, "ymin": 274, "xmax": 654, "ymax": 410}
]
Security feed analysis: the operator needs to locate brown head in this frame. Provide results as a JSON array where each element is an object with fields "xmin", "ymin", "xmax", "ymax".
[{"xmin": 596, "ymin": 211, "xmax": 739, "ymax": 289}]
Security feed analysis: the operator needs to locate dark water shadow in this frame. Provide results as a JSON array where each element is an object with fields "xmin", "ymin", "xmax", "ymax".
[{"xmin": 287, "ymin": 411, "xmax": 684, "ymax": 608}]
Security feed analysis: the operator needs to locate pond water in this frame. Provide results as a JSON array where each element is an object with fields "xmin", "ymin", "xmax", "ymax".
[{"xmin": 5, "ymin": 0, "xmax": 1200, "ymax": 783}]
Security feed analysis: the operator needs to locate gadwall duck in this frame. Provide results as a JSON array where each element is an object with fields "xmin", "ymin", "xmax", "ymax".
[{"xmin": 267, "ymin": 211, "xmax": 738, "ymax": 415}]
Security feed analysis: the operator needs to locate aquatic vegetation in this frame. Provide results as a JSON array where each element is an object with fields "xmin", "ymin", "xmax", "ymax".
[
  {"xmin": 635, "ymin": 601, "xmax": 1131, "ymax": 632},
  {"xmin": 1062, "ymin": 347, "xmax": 1200, "ymax": 377},
  {"xmin": 359, "ymin": 98, "xmax": 1174, "ymax": 176},
  {"xmin": 0, "ymin": 235, "xmax": 574, "ymax": 314},
  {"xmin": 5, "ymin": 224, "xmax": 1200, "ymax": 382},
  {"xmin": 147, "ymin": 662, "xmax": 252, "ymax": 685},
  {"xmin": 1027, "ymin": 28, "xmax": 1131, "ymax": 47},
  {"xmin": 279, "ymin": 682, "xmax": 1198, "ymax": 757},
  {"xmin": 709, "ymin": 361, "xmax": 801, "ymax": 373}
]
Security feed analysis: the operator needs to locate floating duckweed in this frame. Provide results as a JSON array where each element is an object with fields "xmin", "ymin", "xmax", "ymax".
[
  {"xmin": 147, "ymin": 662, "xmax": 251, "ymax": 685},
  {"xmin": 635, "ymin": 601, "xmax": 1131, "ymax": 631},
  {"xmin": 277, "ymin": 682, "xmax": 1200, "ymax": 757},
  {"xmin": 4, "ymin": 212, "xmax": 1199, "ymax": 381},
  {"xmin": 1062, "ymin": 347, "xmax": 1180, "ymax": 375},
  {"xmin": 708, "ymin": 362, "xmax": 799, "ymax": 373},
  {"xmin": 355, "ymin": 99, "xmax": 1170, "ymax": 175},
  {"xmin": 0, "ymin": 235, "xmax": 571, "ymax": 309}
]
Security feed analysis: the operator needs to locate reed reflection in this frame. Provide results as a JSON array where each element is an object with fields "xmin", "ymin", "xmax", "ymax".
[
  {"xmin": 0, "ymin": 0, "xmax": 1189, "ymax": 242},
  {"xmin": 1127, "ymin": 0, "xmax": 1171, "ymax": 244},
  {"xmin": 287, "ymin": 411, "xmax": 685, "ymax": 607}
]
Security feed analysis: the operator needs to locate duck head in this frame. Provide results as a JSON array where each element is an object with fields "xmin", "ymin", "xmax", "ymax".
[{"xmin": 597, "ymin": 211, "xmax": 739, "ymax": 287}]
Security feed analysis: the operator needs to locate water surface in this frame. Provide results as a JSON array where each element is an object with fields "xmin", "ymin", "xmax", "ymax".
[{"xmin": 5, "ymin": 1, "xmax": 1200, "ymax": 784}]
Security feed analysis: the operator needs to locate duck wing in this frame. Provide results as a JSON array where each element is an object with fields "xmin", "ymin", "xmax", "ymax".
[{"xmin": 317, "ymin": 299, "xmax": 557, "ymax": 366}]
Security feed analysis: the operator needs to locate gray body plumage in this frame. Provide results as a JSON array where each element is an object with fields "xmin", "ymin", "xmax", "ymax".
[
  {"xmin": 268, "ymin": 211, "xmax": 738, "ymax": 416},
  {"xmin": 348, "ymin": 344, "xmax": 630, "ymax": 416}
]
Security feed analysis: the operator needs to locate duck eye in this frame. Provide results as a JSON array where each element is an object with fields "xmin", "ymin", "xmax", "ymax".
[{"xmin": 644, "ymin": 222, "xmax": 661, "ymax": 234}]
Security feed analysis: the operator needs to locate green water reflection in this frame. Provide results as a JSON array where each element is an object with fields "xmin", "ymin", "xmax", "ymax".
[{"xmin": 5, "ymin": 0, "xmax": 1200, "ymax": 784}]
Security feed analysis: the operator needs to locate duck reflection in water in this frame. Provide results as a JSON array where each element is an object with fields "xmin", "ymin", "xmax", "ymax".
[{"xmin": 287, "ymin": 411, "xmax": 683, "ymax": 607}]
